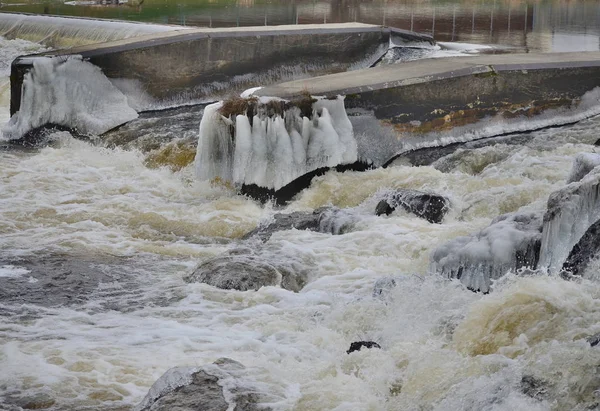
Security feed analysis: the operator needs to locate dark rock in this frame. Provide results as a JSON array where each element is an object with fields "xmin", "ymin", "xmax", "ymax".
[
  {"xmin": 562, "ymin": 219, "xmax": 600, "ymax": 276},
  {"xmin": 134, "ymin": 358, "xmax": 266, "ymax": 411},
  {"xmin": 375, "ymin": 189, "xmax": 450, "ymax": 224},
  {"xmin": 431, "ymin": 212, "xmax": 542, "ymax": 293},
  {"xmin": 184, "ymin": 248, "xmax": 308, "ymax": 292},
  {"xmin": 241, "ymin": 161, "xmax": 373, "ymax": 206},
  {"xmin": 594, "ymin": 138, "xmax": 600, "ymax": 146},
  {"xmin": 243, "ymin": 207, "xmax": 356, "ymax": 242},
  {"xmin": 587, "ymin": 332, "xmax": 600, "ymax": 347},
  {"xmin": 521, "ymin": 375, "xmax": 549, "ymax": 401},
  {"xmin": 347, "ymin": 341, "xmax": 381, "ymax": 354}
]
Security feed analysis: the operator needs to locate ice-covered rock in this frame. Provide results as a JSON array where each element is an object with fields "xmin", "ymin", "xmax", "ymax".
[
  {"xmin": 375, "ymin": 189, "xmax": 450, "ymax": 224},
  {"xmin": 566, "ymin": 152, "xmax": 600, "ymax": 183},
  {"xmin": 195, "ymin": 96, "xmax": 358, "ymax": 190},
  {"xmin": 538, "ymin": 167, "xmax": 600, "ymax": 273},
  {"xmin": 184, "ymin": 248, "xmax": 308, "ymax": 292},
  {"xmin": 134, "ymin": 358, "xmax": 266, "ymax": 411},
  {"xmin": 243, "ymin": 207, "xmax": 356, "ymax": 242},
  {"xmin": 431, "ymin": 212, "xmax": 542, "ymax": 292},
  {"xmin": 3, "ymin": 56, "xmax": 137, "ymax": 140}
]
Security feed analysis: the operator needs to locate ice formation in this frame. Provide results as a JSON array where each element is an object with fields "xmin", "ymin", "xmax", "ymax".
[
  {"xmin": 539, "ymin": 166, "xmax": 600, "ymax": 273},
  {"xmin": 3, "ymin": 56, "xmax": 138, "ymax": 140},
  {"xmin": 566, "ymin": 152, "xmax": 600, "ymax": 183},
  {"xmin": 430, "ymin": 212, "xmax": 542, "ymax": 292},
  {"xmin": 195, "ymin": 96, "xmax": 358, "ymax": 190}
]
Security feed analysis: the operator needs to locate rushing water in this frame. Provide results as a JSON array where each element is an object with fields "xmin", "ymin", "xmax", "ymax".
[{"xmin": 1, "ymin": 8, "xmax": 600, "ymax": 411}]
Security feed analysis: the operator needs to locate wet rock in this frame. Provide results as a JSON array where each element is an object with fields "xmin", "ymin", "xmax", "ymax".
[
  {"xmin": 241, "ymin": 161, "xmax": 372, "ymax": 206},
  {"xmin": 375, "ymin": 189, "xmax": 450, "ymax": 223},
  {"xmin": 0, "ymin": 253, "xmax": 138, "ymax": 311},
  {"xmin": 347, "ymin": 341, "xmax": 381, "ymax": 354},
  {"xmin": 134, "ymin": 358, "xmax": 266, "ymax": 411},
  {"xmin": 587, "ymin": 332, "xmax": 600, "ymax": 347},
  {"xmin": 567, "ymin": 153, "xmax": 600, "ymax": 183},
  {"xmin": 243, "ymin": 207, "xmax": 356, "ymax": 242},
  {"xmin": 562, "ymin": 219, "xmax": 600, "ymax": 276},
  {"xmin": 184, "ymin": 248, "xmax": 308, "ymax": 292},
  {"xmin": 431, "ymin": 212, "xmax": 542, "ymax": 293},
  {"xmin": 520, "ymin": 375, "xmax": 549, "ymax": 401}
]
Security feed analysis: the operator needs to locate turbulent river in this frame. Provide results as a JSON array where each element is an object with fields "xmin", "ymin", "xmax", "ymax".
[{"xmin": 1, "ymin": 35, "xmax": 600, "ymax": 411}]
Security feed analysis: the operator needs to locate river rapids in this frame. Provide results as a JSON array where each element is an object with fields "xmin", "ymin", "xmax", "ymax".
[{"xmin": 0, "ymin": 36, "xmax": 600, "ymax": 411}]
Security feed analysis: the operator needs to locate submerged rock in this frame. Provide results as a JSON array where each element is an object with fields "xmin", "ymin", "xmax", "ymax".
[
  {"xmin": 431, "ymin": 212, "xmax": 542, "ymax": 293},
  {"xmin": 520, "ymin": 375, "xmax": 549, "ymax": 401},
  {"xmin": 184, "ymin": 248, "xmax": 308, "ymax": 292},
  {"xmin": 587, "ymin": 332, "xmax": 600, "ymax": 347},
  {"xmin": 134, "ymin": 358, "xmax": 265, "ymax": 411},
  {"xmin": 346, "ymin": 341, "xmax": 381, "ymax": 354},
  {"xmin": 562, "ymin": 218, "xmax": 600, "ymax": 276},
  {"xmin": 375, "ymin": 189, "xmax": 450, "ymax": 223},
  {"xmin": 566, "ymin": 152, "xmax": 600, "ymax": 183},
  {"xmin": 243, "ymin": 207, "xmax": 356, "ymax": 242}
]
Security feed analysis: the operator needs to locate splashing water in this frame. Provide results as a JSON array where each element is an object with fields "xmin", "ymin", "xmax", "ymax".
[{"xmin": 1, "ymin": 35, "xmax": 600, "ymax": 411}]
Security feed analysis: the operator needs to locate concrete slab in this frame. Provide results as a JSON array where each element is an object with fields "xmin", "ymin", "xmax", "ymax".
[
  {"xmin": 257, "ymin": 52, "xmax": 600, "ymax": 98},
  {"xmin": 257, "ymin": 52, "xmax": 600, "ymax": 168},
  {"xmin": 13, "ymin": 23, "xmax": 433, "ymax": 114}
]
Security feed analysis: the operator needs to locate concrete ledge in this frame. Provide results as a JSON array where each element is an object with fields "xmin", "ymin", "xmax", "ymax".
[
  {"xmin": 257, "ymin": 52, "xmax": 600, "ymax": 166},
  {"xmin": 11, "ymin": 23, "xmax": 437, "ymax": 114}
]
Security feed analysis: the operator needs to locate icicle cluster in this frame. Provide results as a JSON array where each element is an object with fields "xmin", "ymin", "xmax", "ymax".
[
  {"xmin": 3, "ymin": 56, "xmax": 138, "ymax": 140},
  {"xmin": 539, "ymin": 167, "xmax": 600, "ymax": 273},
  {"xmin": 195, "ymin": 96, "xmax": 358, "ymax": 190}
]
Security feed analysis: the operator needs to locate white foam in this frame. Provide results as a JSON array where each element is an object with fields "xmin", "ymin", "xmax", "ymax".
[
  {"xmin": 2, "ymin": 56, "xmax": 138, "ymax": 140},
  {"xmin": 0, "ymin": 265, "xmax": 31, "ymax": 278},
  {"xmin": 195, "ymin": 96, "xmax": 357, "ymax": 190}
]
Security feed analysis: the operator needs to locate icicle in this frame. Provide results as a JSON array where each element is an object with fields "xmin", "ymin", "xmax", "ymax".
[
  {"xmin": 249, "ymin": 115, "xmax": 268, "ymax": 187},
  {"xmin": 196, "ymin": 102, "xmax": 235, "ymax": 183},
  {"xmin": 232, "ymin": 115, "xmax": 252, "ymax": 184},
  {"xmin": 538, "ymin": 168, "xmax": 600, "ymax": 273}
]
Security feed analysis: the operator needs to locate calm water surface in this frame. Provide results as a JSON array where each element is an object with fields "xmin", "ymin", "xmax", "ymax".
[{"xmin": 2, "ymin": 0, "xmax": 600, "ymax": 52}]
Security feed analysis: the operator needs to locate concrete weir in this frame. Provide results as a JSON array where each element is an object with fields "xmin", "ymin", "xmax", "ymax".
[
  {"xmin": 10, "ymin": 23, "xmax": 431, "ymax": 114},
  {"xmin": 256, "ymin": 52, "xmax": 600, "ymax": 168}
]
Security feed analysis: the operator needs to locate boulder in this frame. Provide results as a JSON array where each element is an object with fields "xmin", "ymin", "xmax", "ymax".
[
  {"xmin": 430, "ymin": 212, "xmax": 542, "ymax": 293},
  {"xmin": 184, "ymin": 248, "xmax": 308, "ymax": 292},
  {"xmin": 375, "ymin": 189, "xmax": 450, "ymax": 224},
  {"xmin": 134, "ymin": 358, "xmax": 265, "ymax": 411},
  {"xmin": 243, "ymin": 207, "xmax": 356, "ymax": 242},
  {"xmin": 346, "ymin": 341, "xmax": 381, "ymax": 354},
  {"xmin": 566, "ymin": 153, "xmax": 600, "ymax": 183}
]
